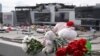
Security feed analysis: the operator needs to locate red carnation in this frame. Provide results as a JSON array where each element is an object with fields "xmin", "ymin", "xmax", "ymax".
[{"xmin": 78, "ymin": 38, "xmax": 87, "ymax": 46}]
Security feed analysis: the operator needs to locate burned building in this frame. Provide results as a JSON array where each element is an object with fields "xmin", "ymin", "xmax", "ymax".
[
  {"xmin": 75, "ymin": 5, "xmax": 100, "ymax": 30},
  {"xmin": 15, "ymin": 3, "xmax": 76, "ymax": 25},
  {"xmin": 15, "ymin": 6, "xmax": 34, "ymax": 26}
]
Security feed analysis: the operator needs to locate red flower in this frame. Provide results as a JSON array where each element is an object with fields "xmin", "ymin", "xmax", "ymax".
[
  {"xmin": 66, "ymin": 21, "xmax": 74, "ymax": 27},
  {"xmin": 73, "ymin": 50, "xmax": 84, "ymax": 56},
  {"xmin": 56, "ymin": 47, "xmax": 67, "ymax": 56},
  {"xmin": 66, "ymin": 45, "xmax": 73, "ymax": 54},
  {"xmin": 78, "ymin": 38, "xmax": 87, "ymax": 46},
  {"xmin": 82, "ymin": 47, "xmax": 88, "ymax": 53},
  {"xmin": 56, "ymin": 38, "xmax": 88, "ymax": 56}
]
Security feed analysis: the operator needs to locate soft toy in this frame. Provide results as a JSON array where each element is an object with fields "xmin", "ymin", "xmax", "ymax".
[
  {"xmin": 52, "ymin": 21, "xmax": 77, "ymax": 42},
  {"xmin": 42, "ymin": 21, "xmax": 77, "ymax": 53},
  {"xmin": 52, "ymin": 21, "xmax": 75, "ymax": 33},
  {"xmin": 42, "ymin": 28, "xmax": 77, "ymax": 54},
  {"xmin": 58, "ymin": 28, "xmax": 77, "ymax": 42},
  {"xmin": 42, "ymin": 39, "xmax": 54, "ymax": 53},
  {"xmin": 41, "ymin": 30, "xmax": 56, "ymax": 53},
  {"xmin": 52, "ymin": 22, "xmax": 66, "ymax": 33}
]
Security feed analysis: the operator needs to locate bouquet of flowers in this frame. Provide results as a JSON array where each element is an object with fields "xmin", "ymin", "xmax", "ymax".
[
  {"xmin": 56, "ymin": 38, "xmax": 91, "ymax": 56},
  {"xmin": 25, "ymin": 38, "xmax": 44, "ymax": 55}
]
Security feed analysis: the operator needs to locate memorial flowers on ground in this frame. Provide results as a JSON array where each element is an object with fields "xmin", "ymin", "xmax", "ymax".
[
  {"xmin": 22, "ymin": 21, "xmax": 92, "ymax": 56},
  {"xmin": 56, "ymin": 38, "xmax": 90, "ymax": 56}
]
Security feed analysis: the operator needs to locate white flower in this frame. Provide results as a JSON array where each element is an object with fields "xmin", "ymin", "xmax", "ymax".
[
  {"xmin": 22, "ymin": 35, "xmax": 35, "ymax": 52},
  {"xmin": 22, "ymin": 35, "xmax": 29, "ymax": 52},
  {"xmin": 22, "ymin": 35, "xmax": 45, "ymax": 51}
]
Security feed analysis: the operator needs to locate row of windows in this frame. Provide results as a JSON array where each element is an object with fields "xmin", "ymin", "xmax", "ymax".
[
  {"xmin": 82, "ymin": 20, "xmax": 100, "ymax": 26},
  {"xmin": 80, "ymin": 26, "xmax": 100, "ymax": 31},
  {"xmin": 34, "ymin": 12, "xmax": 69, "ymax": 22},
  {"xmin": 55, "ymin": 13, "xmax": 69, "ymax": 22},
  {"xmin": 16, "ymin": 11, "xmax": 32, "ymax": 25},
  {"xmin": 81, "ymin": 20, "xmax": 100, "ymax": 30},
  {"xmin": 76, "ymin": 8, "xmax": 100, "ymax": 18},
  {"xmin": 34, "ymin": 13, "xmax": 51, "ymax": 22}
]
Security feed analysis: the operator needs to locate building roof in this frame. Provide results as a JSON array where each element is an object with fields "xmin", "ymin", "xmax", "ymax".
[{"xmin": 15, "ymin": 3, "xmax": 75, "ymax": 11}]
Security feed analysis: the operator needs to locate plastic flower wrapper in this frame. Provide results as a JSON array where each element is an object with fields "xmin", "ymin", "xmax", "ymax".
[
  {"xmin": 53, "ymin": 38, "xmax": 68, "ymax": 51},
  {"xmin": 86, "ymin": 41, "xmax": 92, "ymax": 53}
]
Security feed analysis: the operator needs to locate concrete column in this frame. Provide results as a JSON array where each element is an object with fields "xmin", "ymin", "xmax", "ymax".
[
  {"xmin": 69, "ymin": 10, "xmax": 75, "ymax": 21},
  {"xmin": 49, "ymin": 5, "xmax": 55, "ymax": 23},
  {"xmin": 69, "ymin": 10, "xmax": 79, "ymax": 24},
  {"xmin": 75, "ymin": 19, "xmax": 81, "ymax": 25},
  {"xmin": 30, "ymin": 11, "xmax": 35, "ymax": 23},
  {"xmin": 12, "ymin": 11, "xmax": 17, "ymax": 26}
]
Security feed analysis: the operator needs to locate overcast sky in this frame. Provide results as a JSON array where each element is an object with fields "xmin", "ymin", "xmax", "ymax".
[{"xmin": 0, "ymin": 0, "xmax": 100, "ymax": 12}]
